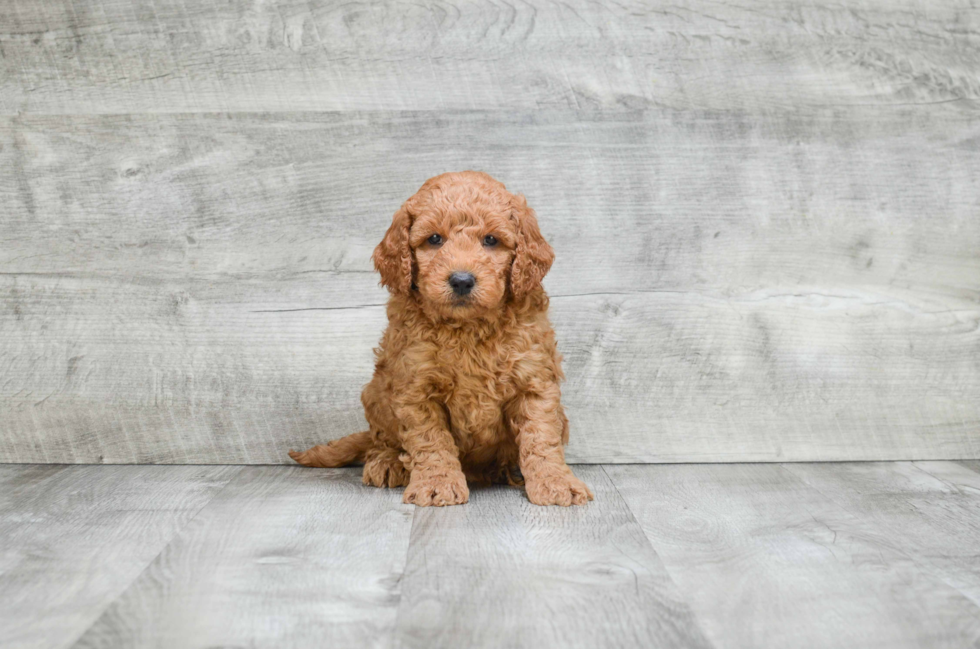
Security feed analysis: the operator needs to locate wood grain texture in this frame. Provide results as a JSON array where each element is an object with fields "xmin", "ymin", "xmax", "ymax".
[
  {"xmin": 72, "ymin": 466, "xmax": 415, "ymax": 649},
  {"xmin": 1, "ymin": 0, "xmax": 978, "ymax": 114},
  {"xmin": 2, "ymin": 108, "xmax": 978, "ymax": 463},
  {"xmin": 394, "ymin": 465, "xmax": 712, "ymax": 649},
  {"xmin": 4, "ymin": 110, "xmax": 980, "ymax": 296},
  {"xmin": 785, "ymin": 461, "xmax": 980, "ymax": 607},
  {"xmin": 2, "ymin": 462, "xmax": 979, "ymax": 646},
  {"xmin": 959, "ymin": 460, "xmax": 980, "ymax": 474},
  {"xmin": 604, "ymin": 463, "xmax": 980, "ymax": 649},
  {"xmin": 0, "ymin": 464, "xmax": 238, "ymax": 649}
]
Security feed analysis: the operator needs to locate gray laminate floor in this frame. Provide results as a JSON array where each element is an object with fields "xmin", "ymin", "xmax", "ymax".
[{"xmin": 2, "ymin": 462, "xmax": 979, "ymax": 649}]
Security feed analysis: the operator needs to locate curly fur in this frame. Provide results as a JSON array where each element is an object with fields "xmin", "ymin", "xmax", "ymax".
[{"xmin": 289, "ymin": 171, "xmax": 593, "ymax": 507}]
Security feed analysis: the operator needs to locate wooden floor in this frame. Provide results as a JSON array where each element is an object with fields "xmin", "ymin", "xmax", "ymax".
[{"xmin": 2, "ymin": 462, "xmax": 979, "ymax": 648}]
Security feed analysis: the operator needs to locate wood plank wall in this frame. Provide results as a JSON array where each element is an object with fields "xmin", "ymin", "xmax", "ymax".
[{"xmin": 1, "ymin": 0, "xmax": 978, "ymax": 463}]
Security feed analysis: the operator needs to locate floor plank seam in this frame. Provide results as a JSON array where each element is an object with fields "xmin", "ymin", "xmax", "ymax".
[
  {"xmin": 598, "ymin": 465, "xmax": 720, "ymax": 649},
  {"xmin": 390, "ymin": 492, "xmax": 422, "ymax": 649},
  {"xmin": 910, "ymin": 461, "xmax": 973, "ymax": 496},
  {"xmin": 59, "ymin": 466, "xmax": 247, "ymax": 649}
]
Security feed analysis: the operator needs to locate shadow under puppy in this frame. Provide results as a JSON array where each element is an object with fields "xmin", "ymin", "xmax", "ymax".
[{"xmin": 290, "ymin": 171, "xmax": 593, "ymax": 507}]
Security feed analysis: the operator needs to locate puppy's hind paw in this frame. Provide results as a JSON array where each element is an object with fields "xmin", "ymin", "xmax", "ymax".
[{"xmin": 363, "ymin": 453, "xmax": 410, "ymax": 488}]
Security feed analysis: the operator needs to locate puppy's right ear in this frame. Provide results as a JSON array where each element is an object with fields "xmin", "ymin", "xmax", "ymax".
[{"xmin": 372, "ymin": 203, "xmax": 414, "ymax": 295}]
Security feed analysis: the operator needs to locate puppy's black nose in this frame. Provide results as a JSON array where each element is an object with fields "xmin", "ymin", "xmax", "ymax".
[{"xmin": 448, "ymin": 271, "xmax": 476, "ymax": 296}]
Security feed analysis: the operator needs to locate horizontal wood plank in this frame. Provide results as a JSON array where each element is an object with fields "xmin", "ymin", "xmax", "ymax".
[
  {"xmin": 3, "ymin": 110, "xmax": 980, "ymax": 299},
  {"xmin": 604, "ymin": 463, "xmax": 980, "ymax": 649},
  {"xmin": 2, "ymin": 0, "xmax": 977, "ymax": 115},
  {"xmin": 2, "ymin": 283, "xmax": 978, "ymax": 463},
  {"xmin": 2, "ymin": 109, "xmax": 979, "ymax": 463},
  {"xmin": 71, "ymin": 466, "xmax": 414, "ymax": 649},
  {"xmin": 0, "ymin": 464, "xmax": 239, "ymax": 649}
]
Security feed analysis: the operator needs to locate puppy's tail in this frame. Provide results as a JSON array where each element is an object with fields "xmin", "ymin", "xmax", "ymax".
[{"xmin": 288, "ymin": 431, "xmax": 373, "ymax": 468}]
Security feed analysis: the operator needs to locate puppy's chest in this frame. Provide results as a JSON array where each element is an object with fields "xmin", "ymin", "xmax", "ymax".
[{"xmin": 437, "ymin": 344, "xmax": 518, "ymax": 430}]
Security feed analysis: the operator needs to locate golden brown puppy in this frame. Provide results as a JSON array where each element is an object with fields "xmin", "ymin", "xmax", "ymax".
[{"xmin": 289, "ymin": 171, "xmax": 592, "ymax": 507}]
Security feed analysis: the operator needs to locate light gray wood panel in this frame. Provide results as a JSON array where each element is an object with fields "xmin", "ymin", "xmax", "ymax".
[
  {"xmin": 784, "ymin": 461, "xmax": 980, "ymax": 607},
  {"xmin": 4, "ymin": 111, "xmax": 980, "ymax": 298},
  {"xmin": 3, "ymin": 109, "xmax": 979, "ymax": 463},
  {"xmin": 559, "ymin": 288, "xmax": 980, "ymax": 462},
  {"xmin": 959, "ymin": 460, "xmax": 980, "ymax": 474},
  {"xmin": 394, "ymin": 465, "xmax": 711, "ymax": 649},
  {"xmin": 2, "ymin": 0, "xmax": 978, "ymax": 114},
  {"xmin": 72, "ymin": 466, "xmax": 414, "ymax": 649},
  {"xmin": 0, "ymin": 464, "xmax": 238, "ymax": 649},
  {"xmin": 604, "ymin": 463, "xmax": 980, "ymax": 649},
  {"xmin": 0, "ymin": 464, "xmax": 67, "ymax": 574},
  {"xmin": 0, "ymin": 463, "xmax": 976, "ymax": 649},
  {"xmin": 2, "ymin": 286, "xmax": 978, "ymax": 464},
  {"xmin": 0, "ymin": 464, "xmax": 65, "ymax": 514}
]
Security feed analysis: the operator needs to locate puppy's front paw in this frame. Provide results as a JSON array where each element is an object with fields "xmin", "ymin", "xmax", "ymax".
[
  {"xmin": 525, "ymin": 470, "xmax": 594, "ymax": 506},
  {"xmin": 403, "ymin": 471, "xmax": 469, "ymax": 506}
]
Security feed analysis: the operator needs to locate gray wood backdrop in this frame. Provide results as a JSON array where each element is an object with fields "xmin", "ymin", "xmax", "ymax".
[{"xmin": 1, "ymin": 0, "xmax": 979, "ymax": 464}]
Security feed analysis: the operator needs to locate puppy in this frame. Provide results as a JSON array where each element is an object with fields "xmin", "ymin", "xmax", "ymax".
[{"xmin": 290, "ymin": 171, "xmax": 592, "ymax": 507}]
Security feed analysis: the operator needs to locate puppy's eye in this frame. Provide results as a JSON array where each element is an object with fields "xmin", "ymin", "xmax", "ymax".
[
  {"xmin": 483, "ymin": 235, "xmax": 498, "ymax": 247},
  {"xmin": 427, "ymin": 234, "xmax": 443, "ymax": 245}
]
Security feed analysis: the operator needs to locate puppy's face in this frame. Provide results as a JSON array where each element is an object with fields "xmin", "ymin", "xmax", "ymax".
[
  {"xmin": 373, "ymin": 171, "xmax": 555, "ymax": 320},
  {"xmin": 409, "ymin": 204, "xmax": 516, "ymax": 318}
]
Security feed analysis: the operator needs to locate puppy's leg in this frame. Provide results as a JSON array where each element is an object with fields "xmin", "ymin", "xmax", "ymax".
[
  {"xmin": 360, "ymin": 375, "xmax": 411, "ymax": 488},
  {"xmin": 397, "ymin": 401, "xmax": 469, "ymax": 506},
  {"xmin": 510, "ymin": 386, "xmax": 593, "ymax": 506}
]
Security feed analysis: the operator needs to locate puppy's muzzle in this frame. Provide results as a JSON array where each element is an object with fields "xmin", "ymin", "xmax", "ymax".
[{"xmin": 448, "ymin": 271, "xmax": 476, "ymax": 297}]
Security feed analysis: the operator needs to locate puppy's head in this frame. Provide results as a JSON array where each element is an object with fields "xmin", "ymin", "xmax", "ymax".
[{"xmin": 372, "ymin": 171, "xmax": 553, "ymax": 319}]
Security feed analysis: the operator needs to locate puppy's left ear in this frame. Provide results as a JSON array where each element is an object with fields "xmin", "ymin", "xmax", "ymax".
[
  {"xmin": 509, "ymin": 194, "xmax": 554, "ymax": 300},
  {"xmin": 372, "ymin": 202, "xmax": 414, "ymax": 295}
]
